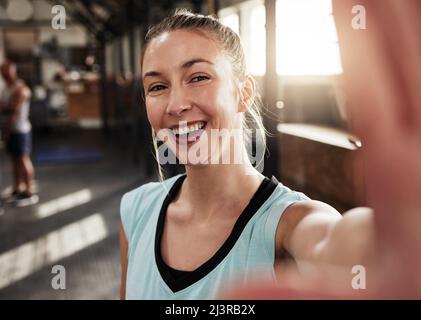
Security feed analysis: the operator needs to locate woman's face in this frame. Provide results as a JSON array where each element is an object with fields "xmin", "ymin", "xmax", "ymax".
[{"xmin": 142, "ymin": 29, "xmax": 245, "ymax": 165}]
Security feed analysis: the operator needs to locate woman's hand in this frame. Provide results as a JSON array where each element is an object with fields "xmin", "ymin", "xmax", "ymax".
[
  {"xmin": 224, "ymin": 0, "xmax": 421, "ymax": 299},
  {"xmin": 334, "ymin": 0, "xmax": 421, "ymax": 297}
]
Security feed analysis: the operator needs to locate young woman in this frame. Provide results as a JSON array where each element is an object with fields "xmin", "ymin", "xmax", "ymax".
[{"xmin": 119, "ymin": 9, "xmax": 375, "ymax": 299}]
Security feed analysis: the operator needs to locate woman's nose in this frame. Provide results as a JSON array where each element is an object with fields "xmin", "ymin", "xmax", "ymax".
[{"xmin": 166, "ymin": 89, "xmax": 192, "ymax": 117}]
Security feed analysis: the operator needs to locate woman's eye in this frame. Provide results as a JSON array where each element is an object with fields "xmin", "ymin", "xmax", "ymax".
[
  {"xmin": 191, "ymin": 75, "xmax": 209, "ymax": 83},
  {"xmin": 149, "ymin": 84, "xmax": 166, "ymax": 92}
]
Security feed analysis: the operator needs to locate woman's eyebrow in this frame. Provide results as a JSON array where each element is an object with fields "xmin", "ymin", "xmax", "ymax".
[
  {"xmin": 181, "ymin": 58, "xmax": 213, "ymax": 69},
  {"xmin": 143, "ymin": 71, "xmax": 162, "ymax": 80},
  {"xmin": 143, "ymin": 58, "xmax": 213, "ymax": 80}
]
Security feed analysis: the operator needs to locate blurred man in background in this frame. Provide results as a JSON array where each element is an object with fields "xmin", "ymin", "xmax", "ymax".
[{"xmin": 0, "ymin": 60, "xmax": 38, "ymax": 207}]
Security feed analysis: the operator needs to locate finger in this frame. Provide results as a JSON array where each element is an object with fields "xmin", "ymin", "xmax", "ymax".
[
  {"xmin": 334, "ymin": 0, "xmax": 421, "ymax": 136},
  {"xmin": 385, "ymin": 0, "xmax": 421, "ymax": 130},
  {"xmin": 333, "ymin": 0, "xmax": 396, "ymax": 139}
]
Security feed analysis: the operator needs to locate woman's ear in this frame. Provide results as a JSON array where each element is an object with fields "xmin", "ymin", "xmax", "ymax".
[{"xmin": 239, "ymin": 75, "xmax": 255, "ymax": 113}]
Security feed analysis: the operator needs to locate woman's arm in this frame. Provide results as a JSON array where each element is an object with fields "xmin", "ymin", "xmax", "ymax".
[
  {"xmin": 278, "ymin": 201, "xmax": 376, "ymax": 272},
  {"xmin": 119, "ymin": 224, "xmax": 129, "ymax": 300}
]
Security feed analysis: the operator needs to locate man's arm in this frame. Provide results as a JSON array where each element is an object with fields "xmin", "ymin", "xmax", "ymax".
[{"xmin": 119, "ymin": 224, "xmax": 129, "ymax": 300}]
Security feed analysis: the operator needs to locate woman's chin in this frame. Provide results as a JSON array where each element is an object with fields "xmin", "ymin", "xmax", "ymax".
[{"xmin": 175, "ymin": 152, "xmax": 210, "ymax": 166}]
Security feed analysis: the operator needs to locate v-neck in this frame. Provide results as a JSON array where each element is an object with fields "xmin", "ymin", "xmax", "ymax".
[{"xmin": 154, "ymin": 173, "xmax": 278, "ymax": 293}]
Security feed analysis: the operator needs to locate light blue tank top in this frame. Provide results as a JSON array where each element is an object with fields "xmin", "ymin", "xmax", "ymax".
[{"xmin": 120, "ymin": 173, "xmax": 309, "ymax": 299}]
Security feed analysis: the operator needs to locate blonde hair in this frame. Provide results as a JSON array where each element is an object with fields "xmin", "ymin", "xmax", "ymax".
[{"xmin": 141, "ymin": 9, "xmax": 268, "ymax": 181}]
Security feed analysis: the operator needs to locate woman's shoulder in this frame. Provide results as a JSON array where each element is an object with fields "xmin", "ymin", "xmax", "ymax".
[
  {"xmin": 263, "ymin": 178, "xmax": 311, "ymax": 232},
  {"xmin": 120, "ymin": 173, "xmax": 185, "ymax": 240},
  {"xmin": 121, "ymin": 173, "xmax": 184, "ymax": 207},
  {"xmin": 256, "ymin": 177, "xmax": 311, "ymax": 227},
  {"xmin": 269, "ymin": 177, "xmax": 310, "ymax": 206}
]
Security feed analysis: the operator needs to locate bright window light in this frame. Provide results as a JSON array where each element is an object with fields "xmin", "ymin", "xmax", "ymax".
[
  {"xmin": 220, "ymin": 13, "xmax": 240, "ymax": 35},
  {"xmin": 276, "ymin": 0, "xmax": 343, "ymax": 75},
  {"xmin": 219, "ymin": 1, "xmax": 266, "ymax": 77},
  {"xmin": 247, "ymin": 4, "xmax": 266, "ymax": 76}
]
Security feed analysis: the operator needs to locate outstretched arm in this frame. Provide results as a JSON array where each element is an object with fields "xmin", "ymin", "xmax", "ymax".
[{"xmin": 279, "ymin": 201, "xmax": 376, "ymax": 273}]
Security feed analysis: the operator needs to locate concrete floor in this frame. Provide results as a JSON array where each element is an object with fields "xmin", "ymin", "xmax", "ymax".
[{"xmin": 0, "ymin": 126, "xmax": 153, "ymax": 299}]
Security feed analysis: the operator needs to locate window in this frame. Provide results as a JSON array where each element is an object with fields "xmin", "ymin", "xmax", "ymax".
[
  {"xmin": 247, "ymin": 4, "xmax": 266, "ymax": 76},
  {"xmin": 219, "ymin": 1, "xmax": 266, "ymax": 77},
  {"xmin": 276, "ymin": 0, "xmax": 342, "ymax": 75},
  {"xmin": 220, "ymin": 12, "xmax": 240, "ymax": 35}
]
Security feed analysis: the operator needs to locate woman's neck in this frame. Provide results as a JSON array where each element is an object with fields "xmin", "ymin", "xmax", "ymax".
[{"xmin": 182, "ymin": 162, "xmax": 265, "ymax": 222}]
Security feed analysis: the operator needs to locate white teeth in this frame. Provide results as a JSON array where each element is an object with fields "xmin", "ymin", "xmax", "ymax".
[{"xmin": 171, "ymin": 121, "xmax": 206, "ymax": 135}]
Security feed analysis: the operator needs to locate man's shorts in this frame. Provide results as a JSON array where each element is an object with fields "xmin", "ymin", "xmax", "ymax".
[{"xmin": 6, "ymin": 132, "xmax": 32, "ymax": 157}]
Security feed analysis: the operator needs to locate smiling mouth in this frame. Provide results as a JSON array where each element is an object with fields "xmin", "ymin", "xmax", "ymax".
[{"xmin": 170, "ymin": 121, "xmax": 207, "ymax": 144}]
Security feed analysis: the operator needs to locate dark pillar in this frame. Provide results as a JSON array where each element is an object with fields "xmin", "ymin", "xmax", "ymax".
[
  {"xmin": 98, "ymin": 40, "xmax": 110, "ymax": 135},
  {"xmin": 264, "ymin": 0, "xmax": 279, "ymax": 178}
]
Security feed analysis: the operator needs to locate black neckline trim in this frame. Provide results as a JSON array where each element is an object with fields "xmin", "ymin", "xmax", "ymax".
[{"xmin": 154, "ymin": 174, "xmax": 279, "ymax": 293}]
